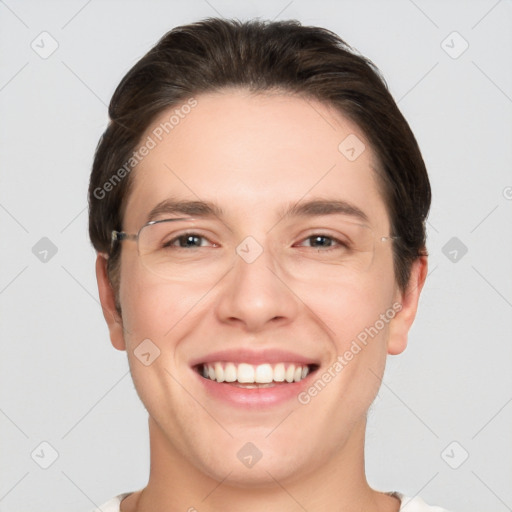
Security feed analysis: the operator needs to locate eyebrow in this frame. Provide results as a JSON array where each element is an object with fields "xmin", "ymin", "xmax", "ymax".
[
  {"xmin": 146, "ymin": 198, "xmax": 369, "ymax": 224},
  {"xmin": 146, "ymin": 199, "xmax": 223, "ymax": 223},
  {"xmin": 278, "ymin": 199, "xmax": 369, "ymax": 224}
]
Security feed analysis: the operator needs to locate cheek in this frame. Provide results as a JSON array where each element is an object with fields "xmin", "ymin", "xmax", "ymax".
[
  {"xmin": 121, "ymin": 276, "xmax": 205, "ymax": 342},
  {"xmin": 293, "ymin": 262, "xmax": 396, "ymax": 406},
  {"xmin": 118, "ymin": 250, "xmax": 219, "ymax": 372},
  {"xmin": 295, "ymin": 263, "xmax": 397, "ymax": 346},
  {"xmin": 117, "ymin": 270, "xmax": 208, "ymax": 424}
]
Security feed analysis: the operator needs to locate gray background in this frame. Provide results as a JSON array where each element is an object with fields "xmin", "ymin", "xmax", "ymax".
[{"xmin": 1, "ymin": 0, "xmax": 511, "ymax": 511}]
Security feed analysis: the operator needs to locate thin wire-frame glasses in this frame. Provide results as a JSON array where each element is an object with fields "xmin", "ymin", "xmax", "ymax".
[{"xmin": 111, "ymin": 217, "xmax": 399, "ymax": 281}]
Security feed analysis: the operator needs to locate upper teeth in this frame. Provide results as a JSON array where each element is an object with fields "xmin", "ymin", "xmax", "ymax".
[{"xmin": 201, "ymin": 362, "xmax": 310, "ymax": 384}]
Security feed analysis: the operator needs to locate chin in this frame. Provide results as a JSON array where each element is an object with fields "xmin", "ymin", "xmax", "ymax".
[{"xmin": 191, "ymin": 433, "xmax": 319, "ymax": 490}]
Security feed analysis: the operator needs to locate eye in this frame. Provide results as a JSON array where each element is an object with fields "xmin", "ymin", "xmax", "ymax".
[
  {"xmin": 164, "ymin": 233, "xmax": 213, "ymax": 248},
  {"xmin": 297, "ymin": 234, "xmax": 348, "ymax": 250}
]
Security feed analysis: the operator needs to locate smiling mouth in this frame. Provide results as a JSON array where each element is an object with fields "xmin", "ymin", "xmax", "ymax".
[{"xmin": 195, "ymin": 362, "xmax": 320, "ymax": 388}]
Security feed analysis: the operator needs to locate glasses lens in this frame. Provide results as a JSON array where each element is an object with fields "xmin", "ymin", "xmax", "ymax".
[
  {"xmin": 285, "ymin": 220, "xmax": 376, "ymax": 279},
  {"xmin": 138, "ymin": 218, "xmax": 234, "ymax": 282},
  {"xmin": 137, "ymin": 218, "xmax": 380, "ymax": 282}
]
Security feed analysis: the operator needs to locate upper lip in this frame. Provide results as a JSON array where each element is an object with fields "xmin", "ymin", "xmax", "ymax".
[{"xmin": 189, "ymin": 348, "xmax": 320, "ymax": 367}]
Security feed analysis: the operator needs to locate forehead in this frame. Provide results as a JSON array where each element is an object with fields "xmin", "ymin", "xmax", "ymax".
[{"xmin": 124, "ymin": 89, "xmax": 389, "ymax": 231}]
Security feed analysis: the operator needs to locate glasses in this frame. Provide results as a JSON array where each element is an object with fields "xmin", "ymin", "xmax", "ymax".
[{"xmin": 111, "ymin": 217, "xmax": 398, "ymax": 282}]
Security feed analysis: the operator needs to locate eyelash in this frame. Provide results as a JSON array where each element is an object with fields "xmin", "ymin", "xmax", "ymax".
[{"xmin": 163, "ymin": 232, "xmax": 349, "ymax": 251}]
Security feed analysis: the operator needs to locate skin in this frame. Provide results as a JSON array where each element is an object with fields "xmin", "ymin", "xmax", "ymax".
[{"xmin": 96, "ymin": 89, "xmax": 427, "ymax": 512}]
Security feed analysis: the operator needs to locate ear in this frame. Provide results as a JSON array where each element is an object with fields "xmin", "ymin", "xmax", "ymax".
[
  {"xmin": 95, "ymin": 253, "xmax": 126, "ymax": 351},
  {"xmin": 387, "ymin": 255, "xmax": 428, "ymax": 355}
]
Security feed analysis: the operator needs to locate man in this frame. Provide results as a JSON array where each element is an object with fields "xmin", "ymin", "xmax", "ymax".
[{"xmin": 89, "ymin": 18, "xmax": 450, "ymax": 511}]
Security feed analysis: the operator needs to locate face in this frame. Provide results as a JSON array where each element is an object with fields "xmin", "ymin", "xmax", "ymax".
[{"xmin": 98, "ymin": 89, "xmax": 421, "ymax": 488}]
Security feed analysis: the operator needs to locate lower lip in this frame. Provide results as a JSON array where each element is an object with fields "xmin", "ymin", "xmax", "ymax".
[{"xmin": 194, "ymin": 368, "xmax": 316, "ymax": 408}]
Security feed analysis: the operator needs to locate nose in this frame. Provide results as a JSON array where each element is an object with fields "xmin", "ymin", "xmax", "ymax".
[{"xmin": 214, "ymin": 242, "xmax": 299, "ymax": 332}]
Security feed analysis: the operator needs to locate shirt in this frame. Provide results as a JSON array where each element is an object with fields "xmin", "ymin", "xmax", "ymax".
[{"xmin": 91, "ymin": 491, "xmax": 452, "ymax": 511}]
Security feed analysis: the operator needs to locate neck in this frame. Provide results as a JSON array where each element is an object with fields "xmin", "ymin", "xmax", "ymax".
[{"xmin": 126, "ymin": 417, "xmax": 400, "ymax": 512}]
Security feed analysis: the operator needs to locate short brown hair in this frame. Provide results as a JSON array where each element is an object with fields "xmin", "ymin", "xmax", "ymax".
[{"xmin": 88, "ymin": 17, "xmax": 431, "ymax": 306}]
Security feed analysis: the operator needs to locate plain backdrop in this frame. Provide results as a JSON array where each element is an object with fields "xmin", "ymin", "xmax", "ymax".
[{"xmin": 1, "ymin": 1, "xmax": 511, "ymax": 511}]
